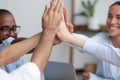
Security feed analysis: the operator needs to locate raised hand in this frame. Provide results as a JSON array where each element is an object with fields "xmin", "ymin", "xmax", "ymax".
[
  {"xmin": 31, "ymin": 0, "xmax": 64, "ymax": 73},
  {"xmin": 57, "ymin": 8, "xmax": 74, "ymax": 42},
  {"xmin": 63, "ymin": 8, "xmax": 74, "ymax": 33},
  {"xmin": 42, "ymin": 0, "xmax": 63, "ymax": 32},
  {"xmin": 53, "ymin": 8, "xmax": 74, "ymax": 45}
]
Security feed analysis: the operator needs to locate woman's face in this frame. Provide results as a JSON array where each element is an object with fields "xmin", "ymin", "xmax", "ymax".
[{"xmin": 106, "ymin": 5, "xmax": 120, "ymax": 38}]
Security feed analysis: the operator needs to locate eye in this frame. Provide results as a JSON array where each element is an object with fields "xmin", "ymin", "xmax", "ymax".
[
  {"xmin": 107, "ymin": 15, "xmax": 112, "ymax": 19},
  {"xmin": 0, "ymin": 26, "xmax": 9, "ymax": 31},
  {"xmin": 12, "ymin": 26, "xmax": 21, "ymax": 33},
  {"xmin": 117, "ymin": 16, "xmax": 120, "ymax": 20},
  {"xmin": 12, "ymin": 27, "xmax": 17, "ymax": 30}
]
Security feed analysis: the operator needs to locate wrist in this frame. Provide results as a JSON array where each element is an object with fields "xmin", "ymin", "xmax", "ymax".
[
  {"xmin": 67, "ymin": 34, "xmax": 85, "ymax": 48},
  {"xmin": 64, "ymin": 33, "xmax": 74, "ymax": 42}
]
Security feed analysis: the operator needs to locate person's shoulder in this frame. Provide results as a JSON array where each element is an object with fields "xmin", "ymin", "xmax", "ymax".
[
  {"xmin": 95, "ymin": 32, "xmax": 108, "ymax": 37},
  {"xmin": 92, "ymin": 32, "xmax": 109, "ymax": 42}
]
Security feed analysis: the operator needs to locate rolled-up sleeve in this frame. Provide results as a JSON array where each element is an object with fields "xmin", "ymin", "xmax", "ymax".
[{"xmin": 0, "ymin": 62, "xmax": 41, "ymax": 80}]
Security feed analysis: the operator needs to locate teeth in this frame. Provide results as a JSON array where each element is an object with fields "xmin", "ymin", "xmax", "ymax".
[{"xmin": 110, "ymin": 27, "xmax": 117, "ymax": 30}]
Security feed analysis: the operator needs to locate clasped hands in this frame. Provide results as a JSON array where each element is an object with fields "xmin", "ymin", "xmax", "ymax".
[{"xmin": 42, "ymin": 0, "xmax": 74, "ymax": 45}]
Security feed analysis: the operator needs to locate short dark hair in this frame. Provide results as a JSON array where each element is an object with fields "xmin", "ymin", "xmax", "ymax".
[
  {"xmin": 110, "ymin": 1, "xmax": 120, "ymax": 8},
  {"xmin": 0, "ymin": 9, "xmax": 12, "ymax": 16}
]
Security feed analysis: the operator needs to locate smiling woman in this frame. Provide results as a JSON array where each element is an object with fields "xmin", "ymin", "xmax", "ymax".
[
  {"xmin": 57, "ymin": 1, "xmax": 120, "ymax": 80},
  {"xmin": 106, "ymin": 4, "xmax": 120, "ymax": 38}
]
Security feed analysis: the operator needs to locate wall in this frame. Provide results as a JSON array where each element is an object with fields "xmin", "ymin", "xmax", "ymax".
[
  {"xmin": 74, "ymin": 0, "xmax": 118, "ymax": 25},
  {"xmin": 0, "ymin": 0, "xmax": 118, "ymax": 69}
]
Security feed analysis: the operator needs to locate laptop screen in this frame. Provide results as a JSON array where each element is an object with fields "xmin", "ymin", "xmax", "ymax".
[{"xmin": 44, "ymin": 61, "xmax": 77, "ymax": 80}]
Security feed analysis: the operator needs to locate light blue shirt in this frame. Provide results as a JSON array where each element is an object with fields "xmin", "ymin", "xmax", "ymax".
[
  {"xmin": 72, "ymin": 32, "xmax": 120, "ymax": 80},
  {"xmin": 0, "ymin": 37, "xmax": 23, "ymax": 73}
]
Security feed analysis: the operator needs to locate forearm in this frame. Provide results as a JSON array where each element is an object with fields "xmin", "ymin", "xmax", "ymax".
[
  {"xmin": 31, "ymin": 30, "xmax": 56, "ymax": 73},
  {"xmin": 0, "ymin": 32, "xmax": 41, "ymax": 66},
  {"xmin": 66, "ymin": 33, "xmax": 120, "ymax": 66},
  {"xmin": 65, "ymin": 33, "xmax": 85, "ymax": 48}
]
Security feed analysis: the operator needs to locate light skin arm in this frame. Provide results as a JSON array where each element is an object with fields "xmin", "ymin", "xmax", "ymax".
[
  {"xmin": 57, "ymin": 8, "xmax": 120, "ymax": 67},
  {"xmin": 57, "ymin": 8, "xmax": 85, "ymax": 48}
]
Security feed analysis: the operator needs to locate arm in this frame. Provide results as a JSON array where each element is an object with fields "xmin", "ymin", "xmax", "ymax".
[
  {"xmin": 11, "ymin": 37, "xmax": 35, "ymax": 53},
  {"xmin": 0, "ymin": 1, "xmax": 65, "ymax": 65},
  {"xmin": 31, "ymin": 0, "xmax": 63, "ymax": 72},
  {"xmin": 0, "ymin": 32, "xmax": 41, "ymax": 66},
  {"xmin": 0, "ymin": 0, "xmax": 63, "ymax": 80},
  {"xmin": 57, "ymin": 9, "xmax": 120, "ymax": 67}
]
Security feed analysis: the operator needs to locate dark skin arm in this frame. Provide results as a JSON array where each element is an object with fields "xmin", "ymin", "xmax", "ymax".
[{"xmin": 11, "ymin": 37, "xmax": 34, "ymax": 53}]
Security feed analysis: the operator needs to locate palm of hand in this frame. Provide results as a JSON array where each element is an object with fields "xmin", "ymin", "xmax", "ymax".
[{"xmin": 57, "ymin": 21, "xmax": 70, "ymax": 42}]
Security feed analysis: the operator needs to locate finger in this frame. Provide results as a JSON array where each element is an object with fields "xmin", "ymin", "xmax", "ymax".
[
  {"xmin": 66, "ymin": 22, "xmax": 74, "ymax": 33},
  {"xmin": 69, "ymin": 22, "xmax": 74, "ymax": 33},
  {"xmin": 60, "ymin": 3, "xmax": 64, "ymax": 21},
  {"xmin": 54, "ymin": 2, "xmax": 63, "ymax": 24},
  {"xmin": 49, "ymin": 0, "xmax": 56, "ymax": 11},
  {"xmin": 63, "ymin": 7, "xmax": 71, "ymax": 31},
  {"xmin": 56, "ymin": 31, "xmax": 61, "ymax": 38},
  {"xmin": 54, "ymin": 0, "xmax": 61, "ymax": 12},
  {"xmin": 64, "ymin": 8, "xmax": 69, "ymax": 23},
  {"xmin": 43, "ymin": 5, "xmax": 49, "ymax": 17},
  {"xmin": 57, "ymin": 2, "xmax": 64, "ymax": 21}
]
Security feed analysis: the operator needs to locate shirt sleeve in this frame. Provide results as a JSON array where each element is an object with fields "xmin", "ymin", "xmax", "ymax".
[
  {"xmin": 89, "ymin": 72, "xmax": 113, "ymax": 80},
  {"xmin": 0, "ymin": 62, "xmax": 41, "ymax": 80},
  {"xmin": 83, "ymin": 41, "xmax": 120, "ymax": 67}
]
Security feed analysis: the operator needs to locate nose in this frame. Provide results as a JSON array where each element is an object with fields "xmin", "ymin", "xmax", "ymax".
[
  {"xmin": 9, "ymin": 30, "xmax": 16, "ymax": 37},
  {"xmin": 111, "ymin": 17, "xmax": 117, "ymax": 25}
]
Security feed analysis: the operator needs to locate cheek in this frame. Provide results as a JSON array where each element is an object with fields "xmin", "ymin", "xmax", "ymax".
[
  {"xmin": 106, "ymin": 19, "xmax": 109, "ymax": 27},
  {"xmin": 13, "ymin": 33, "xmax": 17, "ymax": 39},
  {"xmin": 0, "ymin": 33, "xmax": 6, "ymax": 40},
  {"xmin": 106, "ymin": 19, "xmax": 110, "ymax": 25},
  {"xmin": 118, "ymin": 21, "xmax": 120, "ymax": 25}
]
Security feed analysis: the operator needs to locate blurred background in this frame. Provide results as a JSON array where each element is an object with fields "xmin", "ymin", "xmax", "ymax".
[{"xmin": 0, "ymin": 0, "xmax": 118, "ymax": 71}]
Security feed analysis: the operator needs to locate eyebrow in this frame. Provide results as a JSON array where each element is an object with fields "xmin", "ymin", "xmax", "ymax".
[
  {"xmin": 1, "ymin": 25, "xmax": 17, "ymax": 27},
  {"xmin": 108, "ymin": 13, "xmax": 120, "ymax": 16},
  {"xmin": 116, "ymin": 15, "xmax": 120, "ymax": 17}
]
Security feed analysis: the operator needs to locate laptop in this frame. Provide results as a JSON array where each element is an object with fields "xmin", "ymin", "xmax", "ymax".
[{"xmin": 44, "ymin": 61, "xmax": 77, "ymax": 80}]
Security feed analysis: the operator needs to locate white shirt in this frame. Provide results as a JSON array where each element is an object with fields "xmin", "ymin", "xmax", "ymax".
[{"xmin": 0, "ymin": 62, "xmax": 41, "ymax": 80}]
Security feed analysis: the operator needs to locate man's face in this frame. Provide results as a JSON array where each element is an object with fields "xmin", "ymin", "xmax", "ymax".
[{"xmin": 0, "ymin": 14, "xmax": 17, "ymax": 43}]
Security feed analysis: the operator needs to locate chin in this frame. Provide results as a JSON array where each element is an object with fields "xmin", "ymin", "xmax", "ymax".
[{"xmin": 108, "ymin": 32, "xmax": 120, "ymax": 37}]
